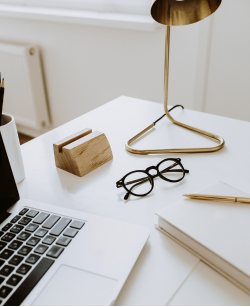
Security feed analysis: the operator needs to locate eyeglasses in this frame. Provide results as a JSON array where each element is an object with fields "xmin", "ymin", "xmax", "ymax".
[{"xmin": 116, "ymin": 158, "xmax": 189, "ymax": 200}]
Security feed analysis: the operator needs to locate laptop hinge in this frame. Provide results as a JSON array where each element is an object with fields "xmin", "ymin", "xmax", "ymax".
[{"xmin": 0, "ymin": 211, "xmax": 11, "ymax": 225}]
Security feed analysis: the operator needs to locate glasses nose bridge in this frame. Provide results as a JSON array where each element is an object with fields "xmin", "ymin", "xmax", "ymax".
[{"xmin": 146, "ymin": 166, "xmax": 158, "ymax": 178}]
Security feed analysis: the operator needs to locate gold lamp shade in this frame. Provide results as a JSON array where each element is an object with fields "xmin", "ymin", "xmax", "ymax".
[{"xmin": 151, "ymin": 0, "xmax": 222, "ymax": 26}]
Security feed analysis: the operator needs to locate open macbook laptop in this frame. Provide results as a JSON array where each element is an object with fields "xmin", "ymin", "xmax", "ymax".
[{"xmin": 0, "ymin": 133, "xmax": 149, "ymax": 306}]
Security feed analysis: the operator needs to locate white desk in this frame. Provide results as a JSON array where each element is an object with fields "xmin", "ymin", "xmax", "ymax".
[{"xmin": 18, "ymin": 96, "xmax": 250, "ymax": 305}]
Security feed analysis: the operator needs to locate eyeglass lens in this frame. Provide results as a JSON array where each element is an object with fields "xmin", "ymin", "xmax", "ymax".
[
  {"xmin": 124, "ymin": 171, "xmax": 152, "ymax": 196},
  {"xmin": 158, "ymin": 159, "xmax": 184, "ymax": 181}
]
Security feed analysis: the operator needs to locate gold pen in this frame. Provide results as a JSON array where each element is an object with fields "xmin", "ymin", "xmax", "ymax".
[{"xmin": 183, "ymin": 194, "xmax": 250, "ymax": 204}]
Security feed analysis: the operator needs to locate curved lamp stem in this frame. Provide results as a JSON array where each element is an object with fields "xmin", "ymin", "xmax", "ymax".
[{"xmin": 126, "ymin": 26, "xmax": 225, "ymax": 155}]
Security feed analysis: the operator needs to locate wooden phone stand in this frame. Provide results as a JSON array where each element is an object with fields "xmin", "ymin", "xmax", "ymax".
[{"xmin": 53, "ymin": 128, "xmax": 113, "ymax": 177}]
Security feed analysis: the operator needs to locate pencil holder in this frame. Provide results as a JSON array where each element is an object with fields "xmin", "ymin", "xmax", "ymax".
[
  {"xmin": 0, "ymin": 113, "xmax": 25, "ymax": 184},
  {"xmin": 53, "ymin": 128, "xmax": 113, "ymax": 177}
]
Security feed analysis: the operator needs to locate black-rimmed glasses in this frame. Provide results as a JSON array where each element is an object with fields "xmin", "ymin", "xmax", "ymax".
[{"xmin": 116, "ymin": 158, "xmax": 189, "ymax": 200}]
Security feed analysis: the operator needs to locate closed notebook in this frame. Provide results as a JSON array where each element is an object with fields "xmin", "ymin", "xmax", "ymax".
[{"xmin": 156, "ymin": 181, "xmax": 250, "ymax": 293}]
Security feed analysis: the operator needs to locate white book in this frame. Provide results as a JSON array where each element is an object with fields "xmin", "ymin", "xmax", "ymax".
[{"xmin": 156, "ymin": 181, "xmax": 250, "ymax": 294}]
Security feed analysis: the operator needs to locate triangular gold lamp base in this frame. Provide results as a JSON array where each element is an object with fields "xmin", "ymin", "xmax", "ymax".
[{"xmin": 125, "ymin": 106, "xmax": 225, "ymax": 155}]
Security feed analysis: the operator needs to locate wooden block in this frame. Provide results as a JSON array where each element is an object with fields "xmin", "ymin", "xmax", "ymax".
[{"xmin": 53, "ymin": 129, "xmax": 113, "ymax": 177}]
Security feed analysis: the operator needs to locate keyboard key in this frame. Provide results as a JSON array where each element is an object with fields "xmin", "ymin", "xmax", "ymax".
[
  {"xmin": 63, "ymin": 228, "xmax": 78, "ymax": 238},
  {"xmin": 27, "ymin": 237, "xmax": 40, "ymax": 247},
  {"xmin": 18, "ymin": 246, "xmax": 32, "ymax": 256},
  {"xmin": 16, "ymin": 264, "xmax": 32, "ymax": 275},
  {"xmin": 9, "ymin": 255, "xmax": 24, "ymax": 266},
  {"xmin": 0, "ymin": 265, "xmax": 14, "ymax": 276},
  {"xmin": 71, "ymin": 220, "xmax": 85, "ymax": 229},
  {"xmin": 6, "ymin": 274, "xmax": 22, "ymax": 287},
  {"xmin": 10, "ymin": 215, "xmax": 21, "ymax": 224},
  {"xmin": 10, "ymin": 225, "xmax": 24, "ymax": 234},
  {"xmin": 0, "ymin": 232, "xmax": 4, "ymax": 238},
  {"xmin": 0, "ymin": 277, "xmax": 4, "ymax": 284},
  {"xmin": 0, "ymin": 285, "xmax": 12, "ymax": 298},
  {"xmin": 18, "ymin": 217, "xmax": 32, "ymax": 226},
  {"xmin": 34, "ymin": 229, "xmax": 48, "ymax": 238},
  {"xmin": 19, "ymin": 208, "xmax": 29, "ymax": 216},
  {"xmin": 26, "ymin": 210, "xmax": 39, "ymax": 218},
  {"xmin": 33, "ymin": 212, "xmax": 50, "ymax": 224},
  {"xmin": 17, "ymin": 231, "xmax": 31, "ymax": 241},
  {"xmin": 0, "ymin": 242, "xmax": 7, "ymax": 251},
  {"xmin": 42, "ymin": 236, "xmax": 56, "ymax": 245},
  {"xmin": 46, "ymin": 246, "xmax": 64, "ymax": 259},
  {"xmin": 9, "ymin": 240, "xmax": 23, "ymax": 250},
  {"xmin": 2, "ymin": 223, "xmax": 13, "ymax": 232},
  {"xmin": 26, "ymin": 224, "xmax": 39, "ymax": 233},
  {"xmin": 26, "ymin": 254, "xmax": 40, "ymax": 265},
  {"xmin": 0, "ymin": 249, "xmax": 14, "ymax": 260},
  {"xmin": 42, "ymin": 215, "xmax": 60, "ymax": 229},
  {"xmin": 2, "ymin": 233, "xmax": 16, "ymax": 242},
  {"xmin": 6, "ymin": 258, "xmax": 54, "ymax": 306},
  {"xmin": 34, "ymin": 244, "xmax": 48, "ymax": 255},
  {"xmin": 50, "ymin": 218, "xmax": 71, "ymax": 236},
  {"xmin": 56, "ymin": 236, "xmax": 71, "ymax": 247},
  {"xmin": 0, "ymin": 260, "xmax": 4, "ymax": 267}
]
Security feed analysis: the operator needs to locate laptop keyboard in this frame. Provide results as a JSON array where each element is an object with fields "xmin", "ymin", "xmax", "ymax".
[{"xmin": 0, "ymin": 208, "xmax": 85, "ymax": 306}]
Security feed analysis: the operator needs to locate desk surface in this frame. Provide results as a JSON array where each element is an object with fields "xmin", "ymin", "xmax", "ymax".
[{"xmin": 18, "ymin": 96, "xmax": 250, "ymax": 305}]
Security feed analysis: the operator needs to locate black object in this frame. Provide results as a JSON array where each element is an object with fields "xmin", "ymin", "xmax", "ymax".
[
  {"xmin": 2, "ymin": 233, "xmax": 16, "ymax": 242},
  {"xmin": 19, "ymin": 209, "xmax": 29, "ymax": 216},
  {"xmin": 9, "ymin": 255, "xmax": 23, "ymax": 266},
  {"xmin": 27, "ymin": 237, "xmax": 40, "ymax": 247},
  {"xmin": 10, "ymin": 216, "xmax": 21, "ymax": 224},
  {"xmin": 16, "ymin": 263, "xmax": 32, "ymax": 275},
  {"xmin": 10, "ymin": 225, "xmax": 23, "ymax": 234},
  {"xmin": 46, "ymin": 246, "xmax": 64, "ymax": 259},
  {"xmin": 0, "ymin": 133, "xmax": 20, "ymax": 211},
  {"xmin": 18, "ymin": 217, "xmax": 32, "ymax": 226},
  {"xmin": 8, "ymin": 240, "xmax": 23, "ymax": 251},
  {"xmin": 26, "ymin": 224, "xmax": 39, "ymax": 232},
  {"xmin": 42, "ymin": 235, "xmax": 56, "ymax": 245},
  {"xmin": 17, "ymin": 246, "xmax": 32, "ymax": 256},
  {"xmin": 26, "ymin": 254, "xmax": 40, "ymax": 265},
  {"xmin": 116, "ymin": 158, "xmax": 189, "ymax": 200},
  {"xmin": 5, "ymin": 258, "xmax": 54, "ymax": 306},
  {"xmin": 33, "ymin": 212, "xmax": 49, "ymax": 224},
  {"xmin": 6, "ymin": 275, "xmax": 22, "ymax": 287},
  {"xmin": 56, "ymin": 236, "xmax": 71, "ymax": 247},
  {"xmin": 0, "ymin": 250, "xmax": 14, "ymax": 260},
  {"xmin": 17, "ymin": 232, "xmax": 31, "ymax": 241},
  {"xmin": 63, "ymin": 228, "xmax": 78, "ymax": 238},
  {"xmin": 70, "ymin": 220, "xmax": 85, "ymax": 229},
  {"xmin": 34, "ymin": 229, "xmax": 48, "ymax": 238},
  {"xmin": 0, "ymin": 265, "xmax": 14, "ymax": 277},
  {"xmin": 50, "ymin": 218, "xmax": 71, "ymax": 236},
  {"xmin": 34, "ymin": 244, "xmax": 48, "ymax": 255},
  {"xmin": 42, "ymin": 215, "xmax": 60, "ymax": 229},
  {"xmin": 26, "ymin": 210, "xmax": 39, "ymax": 218}
]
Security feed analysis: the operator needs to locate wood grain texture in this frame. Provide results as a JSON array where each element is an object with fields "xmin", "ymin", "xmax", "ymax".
[{"xmin": 53, "ymin": 129, "xmax": 113, "ymax": 177}]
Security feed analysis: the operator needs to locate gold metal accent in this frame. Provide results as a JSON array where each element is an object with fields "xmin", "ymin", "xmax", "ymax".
[
  {"xmin": 125, "ymin": 0, "xmax": 225, "ymax": 155},
  {"xmin": 183, "ymin": 194, "xmax": 250, "ymax": 204}
]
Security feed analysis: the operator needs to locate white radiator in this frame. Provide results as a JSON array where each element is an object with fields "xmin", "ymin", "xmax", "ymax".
[{"xmin": 0, "ymin": 42, "xmax": 50, "ymax": 130}]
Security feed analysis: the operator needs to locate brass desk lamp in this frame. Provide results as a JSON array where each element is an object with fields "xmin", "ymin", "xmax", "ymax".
[{"xmin": 126, "ymin": 0, "xmax": 225, "ymax": 155}]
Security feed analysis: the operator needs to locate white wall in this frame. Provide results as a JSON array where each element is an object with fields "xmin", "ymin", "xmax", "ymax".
[
  {"xmin": 0, "ymin": 16, "xmax": 168, "ymax": 136},
  {"xmin": 1, "ymin": 0, "xmax": 249, "ymax": 138}
]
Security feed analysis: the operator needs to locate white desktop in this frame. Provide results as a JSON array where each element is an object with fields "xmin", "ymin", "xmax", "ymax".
[{"xmin": 17, "ymin": 96, "xmax": 250, "ymax": 305}]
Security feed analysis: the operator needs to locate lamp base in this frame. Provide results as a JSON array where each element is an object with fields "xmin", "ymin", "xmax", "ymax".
[{"xmin": 125, "ymin": 105, "xmax": 225, "ymax": 155}]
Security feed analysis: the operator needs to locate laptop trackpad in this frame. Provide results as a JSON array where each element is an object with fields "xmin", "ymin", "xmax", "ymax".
[{"xmin": 32, "ymin": 265, "xmax": 118, "ymax": 306}]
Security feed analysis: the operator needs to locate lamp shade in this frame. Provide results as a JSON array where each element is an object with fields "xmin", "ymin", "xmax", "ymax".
[{"xmin": 151, "ymin": 0, "xmax": 222, "ymax": 26}]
